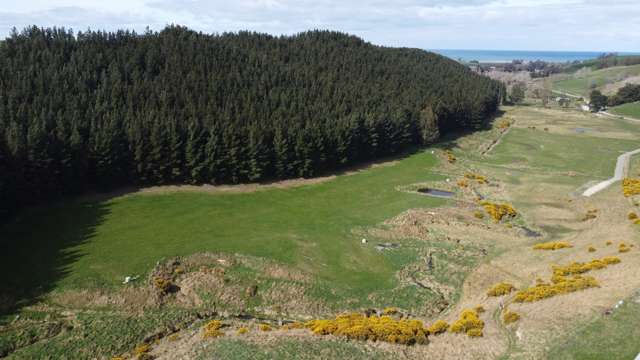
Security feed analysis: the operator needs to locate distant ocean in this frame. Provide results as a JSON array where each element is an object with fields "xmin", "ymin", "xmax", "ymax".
[{"xmin": 431, "ymin": 49, "xmax": 640, "ymax": 63}]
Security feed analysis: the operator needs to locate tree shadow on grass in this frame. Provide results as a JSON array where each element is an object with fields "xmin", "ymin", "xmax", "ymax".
[
  {"xmin": 0, "ymin": 199, "xmax": 110, "ymax": 317},
  {"xmin": 434, "ymin": 109, "xmax": 507, "ymax": 152}
]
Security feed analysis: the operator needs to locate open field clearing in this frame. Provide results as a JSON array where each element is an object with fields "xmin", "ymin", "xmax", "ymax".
[
  {"xmin": 552, "ymin": 64, "xmax": 640, "ymax": 97},
  {"xmin": 2, "ymin": 105, "xmax": 640, "ymax": 359}
]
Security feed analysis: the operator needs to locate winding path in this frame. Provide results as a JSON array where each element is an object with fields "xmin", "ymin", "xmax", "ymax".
[{"xmin": 582, "ymin": 148, "xmax": 640, "ymax": 197}]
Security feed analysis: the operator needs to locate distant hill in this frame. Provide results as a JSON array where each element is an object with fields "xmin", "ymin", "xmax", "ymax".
[{"xmin": 0, "ymin": 26, "xmax": 503, "ymax": 217}]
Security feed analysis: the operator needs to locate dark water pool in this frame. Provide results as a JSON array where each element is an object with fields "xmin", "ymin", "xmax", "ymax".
[{"xmin": 417, "ymin": 188, "xmax": 455, "ymax": 198}]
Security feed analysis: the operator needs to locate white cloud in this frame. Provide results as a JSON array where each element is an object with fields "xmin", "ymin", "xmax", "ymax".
[{"xmin": 0, "ymin": 0, "xmax": 638, "ymax": 51}]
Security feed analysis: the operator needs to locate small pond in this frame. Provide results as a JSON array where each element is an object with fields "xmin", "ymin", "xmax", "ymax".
[{"xmin": 417, "ymin": 188, "xmax": 455, "ymax": 198}]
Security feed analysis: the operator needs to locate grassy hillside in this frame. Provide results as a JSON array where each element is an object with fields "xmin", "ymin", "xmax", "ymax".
[
  {"xmin": 552, "ymin": 64, "xmax": 640, "ymax": 97},
  {"xmin": 610, "ymin": 101, "xmax": 640, "ymax": 119},
  {"xmin": 0, "ymin": 151, "xmax": 447, "ymax": 306}
]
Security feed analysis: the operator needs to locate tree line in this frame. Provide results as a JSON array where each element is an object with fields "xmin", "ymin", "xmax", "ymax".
[
  {"xmin": 590, "ymin": 84, "xmax": 640, "ymax": 111},
  {"xmin": 0, "ymin": 26, "xmax": 504, "ymax": 219}
]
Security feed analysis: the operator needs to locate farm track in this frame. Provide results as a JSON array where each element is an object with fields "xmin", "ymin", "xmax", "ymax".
[{"xmin": 582, "ymin": 148, "xmax": 640, "ymax": 197}]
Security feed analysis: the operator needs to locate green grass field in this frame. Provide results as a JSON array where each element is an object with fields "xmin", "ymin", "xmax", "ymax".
[
  {"xmin": 0, "ymin": 150, "xmax": 447, "ymax": 307},
  {"xmin": 547, "ymin": 294, "xmax": 640, "ymax": 360},
  {"xmin": 552, "ymin": 64, "xmax": 640, "ymax": 97},
  {"xmin": 610, "ymin": 102, "xmax": 640, "ymax": 119}
]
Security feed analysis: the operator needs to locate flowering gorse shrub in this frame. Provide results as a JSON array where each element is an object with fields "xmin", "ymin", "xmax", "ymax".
[
  {"xmin": 426, "ymin": 320, "xmax": 449, "ymax": 335},
  {"xmin": 532, "ymin": 241, "xmax": 573, "ymax": 250},
  {"xmin": 305, "ymin": 313, "xmax": 429, "ymax": 345},
  {"xmin": 514, "ymin": 275, "xmax": 599, "ymax": 303},
  {"xmin": 480, "ymin": 201, "xmax": 517, "ymax": 222},
  {"xmin": 203, "ymin": 320, "xmax": 224, "ymax": 338},
  {"xmin": 449, "ymin": 309, "xmax": 484, "ymax": 337},
  {"xmin": 623, "ymin": 178, "xmax": 640, "ymax": 197},
  {"xmin": 503, "ymin": 311, "xmax": 520, "ymax": 325},
  {"xmin": 487, "ymin": 282, "xmax": 515, "ymax": 297}
]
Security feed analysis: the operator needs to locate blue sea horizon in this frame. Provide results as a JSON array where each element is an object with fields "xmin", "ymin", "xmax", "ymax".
[{"xmin": 430, "ymin": 49, "xmax": 640, "ymax": 63}]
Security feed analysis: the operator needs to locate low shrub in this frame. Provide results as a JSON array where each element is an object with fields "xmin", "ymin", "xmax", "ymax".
[
  {"xmin": 383, "ymin": 307, "xmax": 399, "ymax": 315},
  {"xmin": 449, "ymin": 309, "xmax": 484, "ymax": 337},
  {"xmin": 445, "ymin": 150, "xmax": 456, "ymax": 164},
  {"xmin": 552, "ymin": 256, "xmax": 621, "ymax": 277},
  {"xmin": 259, "ymin": 324, "xmax": 273, "ymax": 332},
  {"xmin": 581, "ymin": 209, "xmax": 598, "ymax": 221},
  {"xmin": 134, "ymin": 344, "xmax": 150, "ymax": 355},
  {"xmin": 281, "ymin": 322, "xmax": 306, "ymax": 330},
  {"xmin": 153, "ymin": 277, "xmax": 173, "ymax": 293},
  {"xmin": 514, "ymin": 275, "xmax": 599, "ymax": 303},
  {"xmin": 237, "ymin": 327, "xmax": 249, "ymax": 335},
  {"xmin": 474, "ymin": 305, "xmax": 486, "ymax": 314},
  {"xmin": 203, "ymin": 320, "xmax": 225, "ymax": 338},
  {"xmin": 457, "ymin": 179, "xmax": 469, "ymax": 188},
  {"xmin": 623, "ymin": 178, "xmax": 640, "ymax": 197},
  {"xmin": 628, "ymin": 212, "xmax": 638, "ymax": 220},
  {"xmin": 497, "ymin": 119, "xmax": 511, "ymax": 130},
  {"xmin": 464, "ymin": 173, "xmax": 488, "ymax": 184},
  {"xmin": 588, "ymin": 246, "xmax": 596, "ymax": 252},
  {"xmin": 473, "ymin": 210, "xmax": 485, "ymax": 219},
  {"xmin": 503, "ymin": 311, "xmax": 520, "ymax": 325},
  {"xmin": 487, "ymin": 282, "xmax": 515, "ymax": 297},
  {"xmin": 480, "ymin": 201, "xmax": 517, "ymax": 222},
  {"xmin": 606, "ymin": 240, "xmax": 613, "ymax": 246},
  {"xmin": 305, "ymin": 313, "xmax": 429, "ymax": 345},
  {"xmin": 426, "ymin": 320, "xmax": 449, "ymax": 335},
  {"xmin": 532, "ymin": 241, "xmax": 573, "ymax": 250},
  {"xmin": 619, "ymin": 243, "xmax": 631, "ymax": 253}
]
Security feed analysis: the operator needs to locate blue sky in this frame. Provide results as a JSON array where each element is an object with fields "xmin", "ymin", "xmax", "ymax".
[{"xmin": 1, "ymin": 0, "xmax": 638, "ymax": 51}]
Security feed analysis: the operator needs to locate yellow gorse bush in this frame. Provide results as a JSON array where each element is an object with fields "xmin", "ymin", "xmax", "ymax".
[
  {"xmin": 503, "ymin": 311, "xmax": 520, "ymax": 325},
  {"xmin": 134, "ymin": 344, "xmax": 150, "ymax": 355},
  {"xmin": 532, "ymin": 241, "xmax": 573, "ymax": 250},
  {"xmin": 237, "ymin": 327, "xmax": 249, "ymax": 335},
  {"xmin": 305, "ymin": 313, "xmax": 429, "ymax": 345},
  {"xmin": 203, "ymin": 320, "xmax": 225, "ymax": 338},
  {"xmin": 259, "ymin": 324, "xmax": 273, "ymax": 331},
  {"xmin": 464, "ymin": 172, "xmax": 488, "ymax": 184},
  {"xmin": 623, "ymin": 178, "xmax": 640, "ymax": 197},
  {"xmin": 552, "ymin": 256, "xmax": 621, "ymax": 277},
  {"xmin": 628, "ymin": 212, "xmax": 638, "ymax": 220},
  {"xmin": 619, "ymin": 243, "xmax": 631, "ymax": 253},
  {"xmin": 514, "ymin": 275, "xmax": 599, "ymax": 303},
  {"xmin": 449, "ymin": 309, "xmax": 484, "ymax": 337},
  {"xmin": 445, "ymin": 150, "xmax": 456, "ymax": 164},
  {"xmin": 480, "ymin": 201, "xmax": 517, "ymax": 222},
  {"xmin": 426, "ymin": 320, "xmax": 449, "ymax": 335},
  {"xmin": 487, "ymin": 282, "xmax": 515, "ymax": 297}
]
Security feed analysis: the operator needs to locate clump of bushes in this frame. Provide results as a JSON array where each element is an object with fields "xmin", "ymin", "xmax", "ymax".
[
  {"xmin": 445, "ymin": 150, "xmax": 456, "ymax": 164},
  {"xmin": 259, "ymin": 324, "xmax": 273, "ymax": 332},
  {"xmin": 449, "ymin": 309, "xmax": 484, "ymax": 337},
  {"xmin": 383, "ymin": 307, "xmax": 399, "ymax": 315},
  {"xmin": 619, "ymin": 243, "xmax": 631, "ymax": 253},
  {"xmin": 514, "ymin": 275, "xmax": 599, "ymax": 303},
  {"xmin": 532, "ymin": 241, "xmax": 573, "ymax": 250},
  {"xmin": 426, "ymin": 320, "xmax": 449, "ymax": 335},
  {"xmin": 588, "ymin": 246, "xmax": 596, "ymax": 252},
  {"xmin": 203, "ymin": 320, "xmax": 225, "ymax": 338},
  {"xmin": 487, "ymin": 282, "xmax": 515, "ymax": 297},
  {"xmin": 464, "ymin": 172, "xmax": 488, "ymax": 184},
  {"xmin": 237, "ymin": 327, "xmax": 249, "ymax": 335},
  {"xmin": 503, "ymin": 311, "xmax": 520, "ymax": 325},
  {"xmin": 473, "ymin": 210, "xmax": 485, "ymax": 219},
  {"xmin": 305, "ymin": 313, "xmax": 429, "ymax": 345},
  {"xmin": 480, "ymin": 201, "xmax": 517, "ymax": 222},
  {"xmin": 623, "ymin": 178, "xmax": 640, "ymax": 197},
  {"xmin": 581, "ymin": 209, "xmax": 598, "ymax": 221},
  {"xmin": 552, "ymin": 256, "xmax": 621, "ymax": 277},
  {"xmin": 153, "ymin": 277, "xmax": 173, "ymax": 293},
  {"xmin": 628, "ymin": 212, "xmax": 638, "ymax": 220},
  {"xmin": 497, "ymin": 119, "xmax": 511, "ymax": 130}
]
